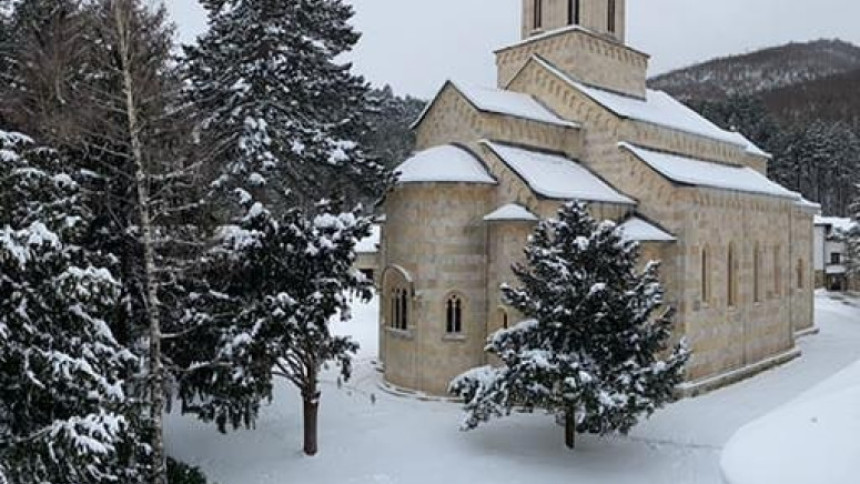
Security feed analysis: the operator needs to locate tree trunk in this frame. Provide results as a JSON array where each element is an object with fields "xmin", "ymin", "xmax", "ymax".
[
  {"xmin": 302, "ymin": 388, "xmax": 320, "ymax": 456},
  {"xmin": 114, "ymin": 3, "xmax": 166, "ymax": 483},
  {"xmin": 565, "ymin": 409, "xmax": 576, "ymax": 450}
]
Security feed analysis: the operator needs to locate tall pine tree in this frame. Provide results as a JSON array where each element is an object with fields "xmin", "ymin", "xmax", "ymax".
[
  {"xmin": 184, "ymin": 0, "xmax": 389, "ymax": 210},
  {"xmin": 451, "ymin": 202, "xmax": 689, "ymax": 449}
]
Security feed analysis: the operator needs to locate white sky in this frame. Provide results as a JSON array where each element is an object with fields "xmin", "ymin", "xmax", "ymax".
[{"xmin": 167, "ymin": 0, "xmax": 860, "ymax": 98}]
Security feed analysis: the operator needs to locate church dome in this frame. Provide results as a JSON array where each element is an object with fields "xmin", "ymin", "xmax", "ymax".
[{"xmin": 394, "ymin": 145, "xmax": 496, "ymax": 185}]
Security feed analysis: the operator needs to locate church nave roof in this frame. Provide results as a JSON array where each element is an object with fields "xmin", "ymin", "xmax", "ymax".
[
  {"xmin": 529, "ymin": 56, "xmax": 769, "ymax": 157},
  {"xmin": 411, "ymin": 80, "xmax": 578, "ymax": 130},
  {"xmin": 482, "ymin": 141, "xmax": 635, "ymax": 205},
  {"xmin": 619, "ymin": 143, "xmax": 797, "ymax": 200}
]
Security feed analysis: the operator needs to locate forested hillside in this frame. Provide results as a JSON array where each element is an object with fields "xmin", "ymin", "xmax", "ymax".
[{"xmin": 651, "ymin": 39, "xmax": 860, "ymax": 216}]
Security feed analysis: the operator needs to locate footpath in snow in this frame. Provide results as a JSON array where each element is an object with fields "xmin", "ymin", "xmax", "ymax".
[{"xmin": 165, "ymin": 292, "xmax": 860, "ymax": 484}]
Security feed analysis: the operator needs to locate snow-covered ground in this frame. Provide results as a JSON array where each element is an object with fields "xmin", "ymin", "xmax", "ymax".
[{"xmin": 165, "ymin": 291, "xmax": 860, "ymax": 484}]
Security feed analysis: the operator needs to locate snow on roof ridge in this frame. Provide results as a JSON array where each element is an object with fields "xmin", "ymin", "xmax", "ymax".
[
  {"xmin": 482, "ymin": 140, "xmax": 635, "ymax": 205},
  {"xmin": 619, "ymin": 142, "xmax": 799, "ymax": 200},
  {"xmin": 411, "ymin": 80, "xmax": 579, "ymax": 130},
  {"xmin": 618, "ymin": 216, "xmax": 677, "ymax": 243},
  {"xmin": 395, "ymin": 144, "xmax": 497, "ymax": 185},
  {"xmin": 483, "ymin": 203, "xmax": 540, "ymax": 222},
  {"xmin": 530, "ymin": 56, "xmax": 753, "ymax": 149}
]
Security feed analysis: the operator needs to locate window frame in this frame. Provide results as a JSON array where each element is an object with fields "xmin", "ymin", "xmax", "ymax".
[{"xmin": 445, "ymin": 293, "xmax": 464, "ymax": 335}]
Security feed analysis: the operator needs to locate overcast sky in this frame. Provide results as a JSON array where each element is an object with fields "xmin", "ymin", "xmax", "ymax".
[{"xmin": 167, "ymin": 0, "xmax": 860, "ymax": 99}]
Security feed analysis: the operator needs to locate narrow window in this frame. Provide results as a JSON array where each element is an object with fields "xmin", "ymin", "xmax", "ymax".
[
  {"xmin": 391, "ymin": 289, "xmax": 398, "ymax": 329},
  {"xmin": 727, "ymin": 244, "xmax": 736, "ymax": 307},
  {"xmin": 568, "ymin": 0, "xmax": 580, "ymax": 25},
  {"xmin": 832, "ymin": 253, "xmax": 842, "ymax": 264},
  {"xmin": 701, "ymin": 248, "xmax": 710, "ymax": 304},
  {"xmin": 534, "ymin": 0, "xmax": 543, "ymax": 29},
  {"xmin": 446, "ymin": 295, "xmax": 463, "ymax": 334},
  {"xmin": 608, "ymin": 0, "xmax": 617, "ymax": 33},
  {"xmin": 754, "ymin": 244, "xmax": 762, "ymax": 303},
  {"xmin": 399, "ymin": 289, "xmax": 409, "ymax": 329},
  {"xmin": 503, "ymin": 311, "xmax": 509, "ymax": 330},
  {"xmin": 774, "ymin": 246, "xmax": 781, "ymax": 298},
  {"xmin": 797, "ymin": 259, "xmax": 805, "ymax": 290}
]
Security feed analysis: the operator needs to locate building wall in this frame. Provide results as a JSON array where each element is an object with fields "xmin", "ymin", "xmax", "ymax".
[
  {"xmin": 381, "ymin": 183, "xmax": 495, "ymax": 395},
  {"xmin": 496, "ymin": 28, "xmax": 648, "ymax": 97}
]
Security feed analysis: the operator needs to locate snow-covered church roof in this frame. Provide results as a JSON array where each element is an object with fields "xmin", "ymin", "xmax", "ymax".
[
  {"xmin": 482, "ymin": 141, "xmax": 635, "ymax": 205},
  {"xmin": 530, "ymin": 56, "xmax": 769, "ymax": 157},
  {"xmin": 483, "ymin": 203, "xmax": 539, "ymax": 222},
  {"xmin": 619, "ymin": 143, "xmax": 797, "ymax": 200},
  {"xmin": 619, "ymin": 217, "xmax": 677, "ymax": 243},
  {"xmin": 412, "ymin": 80, "xmax": 578, "ymax": 129},
  {"xmin": 394, "ymin": 145, "xmax": 497, "ymax": 185}
]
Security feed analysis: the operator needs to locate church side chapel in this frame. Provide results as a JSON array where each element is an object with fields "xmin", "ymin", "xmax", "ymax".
[{"xmin": 378, "ymin": 0, "xmax": 818, "ymax": 397}]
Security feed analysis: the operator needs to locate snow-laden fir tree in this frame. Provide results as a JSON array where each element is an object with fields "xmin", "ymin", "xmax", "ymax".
[
  {"xmin": 0, "ymin": 131, "xmax": 147, "ymax": 483},
  {"xmin": 173, "ymin": 199, "xmax": 373, "ymax": 456},
  {"xmin": 450, "ymin": 202, "xmax": 689, "ymax": 449},
  {"xmin": 184, "ymin": 0, "xmax": 390, "ymax": 209}
]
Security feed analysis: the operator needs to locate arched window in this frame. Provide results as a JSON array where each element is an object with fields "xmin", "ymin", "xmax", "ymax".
[
  {"xmin": 569, "ymin": 0, "xmax": 580, "ymax": 25},
  {"xmin": 797, "ymin": 259, "xmax": 805, "ymax": 290},
  {"xmin": 727, "ymin": 244, "xmax": 737, "ymax": 307},
  {"xmin": 390, "ymin": 288, "xmax": 408, "ymax": 330},
  {"xmin": 446, "ymin": 294, "xmax": 463, "ymax": 334},
  {"xmin": 382, "ymin": 265, "xmax": 413, "ymax": 332},
  {"xmin": 608, "ymin": 0, "xmax": 617, "ymax": 33},
  {"xmin": 754, "ymin": 244, "xmax": 762, "ymax": 303},
  {"xmin": 534, "ymin": 0, "xmax": 543, "ymax": 29},
  {"xmin": 701, "ymin": 248, "xmax": 710, "ymax": 304}
]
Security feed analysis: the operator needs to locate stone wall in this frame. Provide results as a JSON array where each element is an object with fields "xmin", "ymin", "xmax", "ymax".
[
  {"xmin": 496, "ymin": 28, "xmax": 647, "ymax": 97},
  {"xmin": 381, "ymin": 183, "xmax": 495, "ymax": 395}
]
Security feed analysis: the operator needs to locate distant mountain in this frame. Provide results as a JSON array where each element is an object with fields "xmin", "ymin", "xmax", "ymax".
[
  {"xmin": 649, "ymin": 39, "xmax": 860, "ymax": 104},
  {"xmin": 760, "ymin": 67, "xmax": 860, "ymax": 125}
]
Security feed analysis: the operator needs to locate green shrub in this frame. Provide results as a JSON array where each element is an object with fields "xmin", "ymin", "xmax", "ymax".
[{"xmin": 167, "ymin": 457, "xmax": 209, "ymax": 484}]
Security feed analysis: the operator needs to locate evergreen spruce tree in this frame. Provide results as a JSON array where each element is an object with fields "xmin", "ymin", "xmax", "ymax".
[
  {"xmin": 450, "ymin": 202, "xmax": 689, "ymax": 449},
  {"xmin": 174, "ymin": 200, "xmax": 374, "ymax": 456},
  {"xmin": 184, "ymin": 0, "xmax": 390, "ymax": 209},
  {"xmin": 0, "ymin": 130, "xmax": 147, "ymax": 483}
]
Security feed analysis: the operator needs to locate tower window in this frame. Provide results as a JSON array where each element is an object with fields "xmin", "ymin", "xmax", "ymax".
[
  {"xmin": 446, "ymin": 294, "xmax": 463, "ymax": 334},
  {"xmin": 569, "ymin": 0, "xmax": 580, "ymax": 25},
  {"xmin": 534, "ymin": 0, "xmax": 543, "ymax": 29},
  {"xmin": 608, "ymin": 0, "xmax": 617, "ymax": 33}
]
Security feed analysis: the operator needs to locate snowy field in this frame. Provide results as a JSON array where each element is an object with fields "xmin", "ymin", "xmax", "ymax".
[{"xmin": 166, "ymin": 291, "xmax": 860, "ymax": 484}]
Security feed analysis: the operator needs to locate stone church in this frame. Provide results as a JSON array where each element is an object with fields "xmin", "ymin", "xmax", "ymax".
[{"xmin": 377, "ymin": 0, "xmax": 818, "ymax": 397}]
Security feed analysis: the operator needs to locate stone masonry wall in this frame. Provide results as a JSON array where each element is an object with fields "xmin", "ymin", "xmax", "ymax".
[
  {"xmin": 381, "ymin": 184, "xmax": 494, "ymax": 395},
  {"xmin": 496, "ymin": 28, "xmax": 647, "ymax": 97}
]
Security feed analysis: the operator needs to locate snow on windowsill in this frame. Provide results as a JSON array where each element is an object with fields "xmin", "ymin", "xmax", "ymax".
[
  {"xmin": 385, "ymin": 327, "xmax": 414, "ymax": 340},
  {"xmin": 442, "ymin": 334, "xmax": 467, "ymax": 343}
]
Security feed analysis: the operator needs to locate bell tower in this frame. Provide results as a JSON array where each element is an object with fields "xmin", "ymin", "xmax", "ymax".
[{"xmin": 522, "ymin": 0, "xmax": 626, "ymax": 43}]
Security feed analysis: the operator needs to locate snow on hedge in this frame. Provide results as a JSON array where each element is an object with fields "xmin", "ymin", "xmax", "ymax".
[
  {"xmin": 395, "ymin": 145, "xmax": 496, "ymax": 184},
  {"xmin": 482, "ymin": 141, "xmax": 634, "ymax": 204},
  {"xmin": 721, "ymin": 360, "xmax": 860, "ymax": 484}
]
